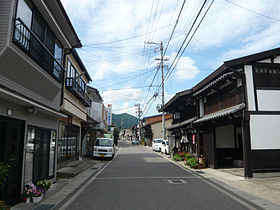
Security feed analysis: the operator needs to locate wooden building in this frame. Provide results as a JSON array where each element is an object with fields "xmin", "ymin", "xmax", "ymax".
[
  {"xmin": 142, "ymin": 114, "xmax": 172, "ymax": 146},
  {"xmin": 161, "ymin": 48, "xmax": 280, "ymax": 177}
]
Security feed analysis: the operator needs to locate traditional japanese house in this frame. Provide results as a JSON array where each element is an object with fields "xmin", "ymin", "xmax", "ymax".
[
  {"xmin": 142, "ymin": 114, "xmax": 172, "ymax": 146},
  {"xmin": 192, "ymin": 47, "xmax": 280, "ymax": 177},
  {"xmin": 159, "ymin": 90, "xmax": 198, "ymax": 155}
]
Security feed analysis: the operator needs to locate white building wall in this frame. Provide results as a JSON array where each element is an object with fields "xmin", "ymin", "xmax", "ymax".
[
  {"xmin": 257, "ymin": 90, "xmax": 280, "ymax": 111},
  {"xmin": 244, "ymin": 65, "xmax": 256, "ymax": 111},
  {"xmin": 250, "ymin": 115, "xmax": 280, "ymax": 149}
]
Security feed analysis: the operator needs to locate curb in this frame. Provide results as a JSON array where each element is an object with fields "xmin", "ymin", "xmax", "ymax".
[{"xmin": 158, "ymin": 152, "xmax": 280, "ymax": 210}]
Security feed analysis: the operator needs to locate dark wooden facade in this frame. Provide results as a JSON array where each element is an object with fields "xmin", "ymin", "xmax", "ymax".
[{"xmin": 162, "ymin": 47, "xmax": 280, "ymax": 177}]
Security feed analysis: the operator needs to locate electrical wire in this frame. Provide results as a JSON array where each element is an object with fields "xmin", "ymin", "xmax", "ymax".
[
  {"xmin": 162, "ymin": 0, "xmax": 214, "ymax": 90},
  {"xmin": 225, "ymin": 0, "xmax": 280, "ymax": 22},
  {"xmin": 163, "ymin": 0, "xmax": 187, "ymax": 56}
]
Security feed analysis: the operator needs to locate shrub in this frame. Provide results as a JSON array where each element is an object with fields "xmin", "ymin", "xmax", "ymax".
[
  {"xmin": 36, "ymin": 180, "xmax": 52, "ymax": 191},
  {"xmin": 173, "ymin": 153, "xmax": 182, "ymax": 161},
  {"xmin": 184, "ymin": 153, "xmax": 191, "ymax": 160},
  {"xmin": 186, "ymin": 157, "xmax": 199, "ymax": 169},
  {"xmin": 0, "ymin": 163, "xmax": 10, "ymax": 190}
]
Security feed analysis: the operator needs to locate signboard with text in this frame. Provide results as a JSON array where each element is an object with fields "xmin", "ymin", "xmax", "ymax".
[{"xmin": 107, "ymin": 104, "xmax": 112, "ymax": 125}]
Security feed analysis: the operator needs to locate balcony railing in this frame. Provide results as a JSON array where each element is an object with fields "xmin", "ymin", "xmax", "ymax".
[
  {"xmin": 66, "ymin": 78, "xmax": 92, "ymax": 107},
  {"xmin": 13, "ymin": 18, "xmax": 64, "ymax": 83}
]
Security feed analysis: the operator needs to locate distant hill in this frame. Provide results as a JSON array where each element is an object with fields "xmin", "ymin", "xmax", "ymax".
[{"xmin": 112, "ymin": 113, "xmax": 138, "ymax": 129}]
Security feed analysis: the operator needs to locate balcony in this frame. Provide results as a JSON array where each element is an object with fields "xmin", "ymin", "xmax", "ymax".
[
  {"xmin": 65, "ymin": 78, "xmax": 92, "ymax": 107},
  {"xmin": 13, "ymin": 18, "xmax": 64, "ymax": 83}
]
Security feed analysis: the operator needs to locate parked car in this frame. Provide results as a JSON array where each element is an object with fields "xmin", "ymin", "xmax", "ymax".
[
  {"xmin": 93, "ymin": 138, "xmax": 115, "ymax": 160},
  {"xmin": 152, "ymin": 139, "xmax": 163, "ymax": 152},
  {"xmin": 161, "ymin": 140, "xmax": 169, "ymax": 155}
]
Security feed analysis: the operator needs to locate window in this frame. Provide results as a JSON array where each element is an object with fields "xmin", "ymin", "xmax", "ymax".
[
  {"xmin": 67, "ymin": 59, "xmax": 72, "ymax": 78},
  {"xmin": 174, "ymin": 112, "xmax": 180, "ymax": 119},
  {"xmin": 16, "ymin": 0, "xmax": 32, "ymax": 28},
  {"xmin": 199, "ymin": 98, "xmax": 204, "ymax": 117},
  {"xmin": 25, "ymin": 126, "xmax": 56, "ymax": 184},
  {"xmin": 254, "ymin": 65, "xmax": 280, "ymax": 88},
  {"xmin": 81, "ymin": 80, "xmax": 86, "ymax": 92},
  {"xmin": 24, "ymin": 127, "xmax": 35, "ymax": 184},
  {"xmin": 49, "ymin": 130, "xmax": 56, "ymax": 177},
  {"xmin": 14, "ymin": 0, "xmax": 64, "ymax": 82}
]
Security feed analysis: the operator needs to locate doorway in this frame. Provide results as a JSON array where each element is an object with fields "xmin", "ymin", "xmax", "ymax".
[{"xmin": 0, "ymin": 116, "xmax": 25, "ymax": 204}]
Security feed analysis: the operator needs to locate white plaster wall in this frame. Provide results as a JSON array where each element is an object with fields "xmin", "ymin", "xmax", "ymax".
[
  {"xmin": 273, "ymin": 56, "xmax": 280, "ymax": 63},
  {"xmin": 216, "ymin": 125, "xmax": 235, "ymax": 148},
  {"xmin": 244, "ymin": 65, "xmax": 256, "ymax": 111},
  {"xmin": 250, "ymin": 115, "xmax": 280, "ymax": 149},
  {"xmin": 151, "ymin": 119, "xmax": 172, "ymax": 139},
  {"xmin": 257, "ymin": 58, "xmax": 271, "ymax": 63},
  {"xmin": 257, "ymin": 90, "xmax": 280, "ymax": 111}
]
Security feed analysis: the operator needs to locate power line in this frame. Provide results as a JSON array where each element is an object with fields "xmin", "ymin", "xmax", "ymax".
[
  {"xmin": 163, "ymin": 0, "xmax": 214, "ymax": 87},
  {"xmin": 225, "ymin": 0, "xmax": 280, "ymax": 22},
  {"xmin": 83, "ymin": 21, "xmax": 173, "ymax": 47},
  {"xmin": 150, "ymin": 0, "xmax": 166, "ymax": 41},
  {"xmin": 100, "ymin": 85, "xmax": 159, "ymax": 92},
  {"xmin": 163, "ymin": 0, "xmax": 187, "ymax": 56},
  {"xmin": 145, "ymin": 0, "xmax": 186, "ymax": 103},
  {"xmin": 163, "ymin": 0, "xmax": 208, "ymax": 80},
  {"xmin": 93, "ymin": 68, "xmax": 156, "ymax": 82}
]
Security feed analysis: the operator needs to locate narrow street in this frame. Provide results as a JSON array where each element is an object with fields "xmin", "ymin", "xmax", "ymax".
[{"xmin": 60, "ymin": 141, "xmax": 258, "ymax": 210}]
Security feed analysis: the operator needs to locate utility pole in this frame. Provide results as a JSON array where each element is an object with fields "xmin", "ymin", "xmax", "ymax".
[
  {"xmin": 135, "ymin": 103, "xmax": 142, "ymax": 142},
  {"xmin": 154, "ymin": 41, "xmax": 169, "ymax": 139}
]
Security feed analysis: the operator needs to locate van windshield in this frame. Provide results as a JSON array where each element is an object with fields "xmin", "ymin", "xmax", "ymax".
[
  {"xmin": 154, "ymin": 140, "xmax": 163, "ymax": 143},
  {"xmin": 95, "ymin": 138, "xmax": 112, "ymax": 147}
]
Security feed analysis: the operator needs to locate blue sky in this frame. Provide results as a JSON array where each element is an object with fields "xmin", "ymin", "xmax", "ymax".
[{"xmin": 61, "ymin": 0, "xmax": 280, "ymax": 118}]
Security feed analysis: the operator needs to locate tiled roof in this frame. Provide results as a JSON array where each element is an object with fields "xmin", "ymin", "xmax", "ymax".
[
  {"xmin": 167, "ymin": 117, "xmax": 197, "ymax": 130},
  {"xmin": 194, "ymin": 103, "xmax": 246, "ymax": 124},
  {"xmin": 193, "ymin": 72, "xmax": 233, "ymax": 96}
]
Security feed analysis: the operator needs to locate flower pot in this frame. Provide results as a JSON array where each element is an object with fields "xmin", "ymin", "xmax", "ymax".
[
  {"xmin": 25, "ymin": 197, "xmax": 31, "ymax": 203},
  {"xmin": 32, "ymin": 195, "xmax": 43, "ymax": 203}
]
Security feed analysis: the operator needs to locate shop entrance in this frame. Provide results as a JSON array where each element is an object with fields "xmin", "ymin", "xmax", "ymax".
[{"xmin": 0, "ymin": 116, "xmax": 25, "ymax": 204}]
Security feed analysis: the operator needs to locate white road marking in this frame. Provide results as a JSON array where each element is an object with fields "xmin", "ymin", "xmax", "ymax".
[{"xmin": 58, "ymin": 155, "xmax": 117, "ymax": 210}]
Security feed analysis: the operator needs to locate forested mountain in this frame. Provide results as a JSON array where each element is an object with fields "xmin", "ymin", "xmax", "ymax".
[{"xmin": 112, "ymin": 113, "xmax": 138, "ymax": 129}]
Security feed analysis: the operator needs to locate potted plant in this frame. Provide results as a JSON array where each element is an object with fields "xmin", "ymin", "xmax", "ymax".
[
  {"xmin": 31, "ymin": 187, "xmax": 44, "ymax": 203},
  {"xmin": 36, "ymin": 180, "xmax": 52, "ymax": 193},
  {"xmin": 22, "ymin": 183, "xmax": 35, "ymax": 203},
  {"xmin": 22, "ymin": 182, "xmax": 44, "ymax": 203},
  {"xmin": 0, "ymin": 200, "xmax": 11, "ymax": 210}
]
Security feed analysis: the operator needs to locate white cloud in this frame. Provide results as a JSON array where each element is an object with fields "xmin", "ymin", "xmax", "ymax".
[
  {"xmin": 102, "ymin": 88, "xmax": 143, "ymax": 116},
  {"xmin": 61, "ymin": 0, "xmax": 280, "ymax": 117},
  {"xmin": 222, "ymin": 22, "xmax": 280, "ymax": 61},
  {"xmin": 191, "ymin": 0, "xmax": 270, "ymax": 50},
  {"xmin": 173, "ymin": 55, "xmax": 200, "ymax": 80}
]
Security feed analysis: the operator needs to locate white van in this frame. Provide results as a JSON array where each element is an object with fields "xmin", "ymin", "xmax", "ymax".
[
  {"xmin": 152, "ymin": 139, "xmax": 163, "ymax": 152},
  {"xmin": 93, "ymin": 138, "xmax": 115, "ymax": 159},
  {"xmin": 161, "ymin": 140, "xmax": 169, "ymax": 155}
]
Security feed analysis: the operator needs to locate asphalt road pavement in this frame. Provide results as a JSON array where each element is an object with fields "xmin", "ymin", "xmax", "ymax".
[{"xmin": 63, "ymin": 141, "xmax": 260, "ymax": 210}]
